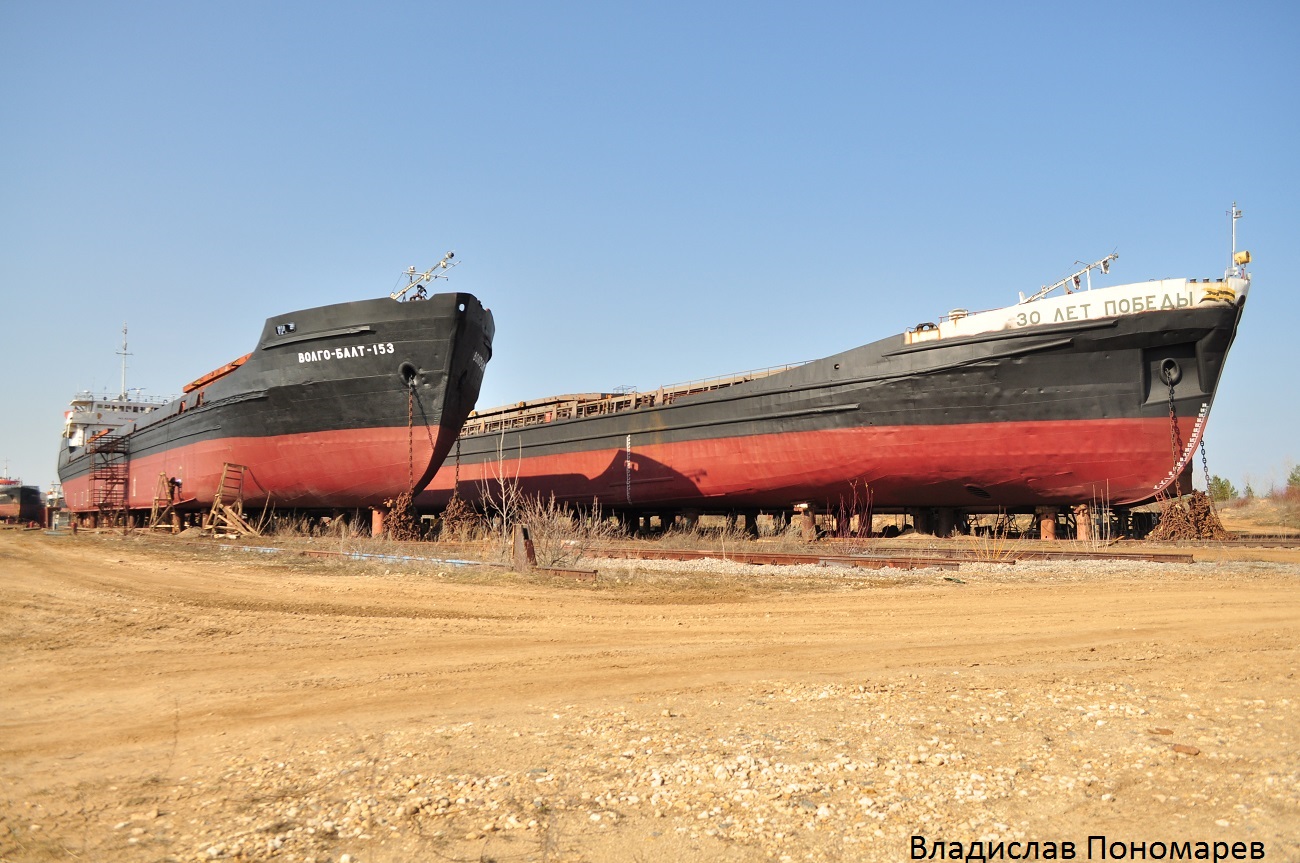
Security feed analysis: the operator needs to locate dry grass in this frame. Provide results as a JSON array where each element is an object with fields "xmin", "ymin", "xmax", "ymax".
[
  {"xmin": 131, "ymin": 488, "xmax": 1300, "ymax": 585},
  {"xmin": 518, "ymin": 494, "xmax": 623, "ymax": 568},
  {"xmin": 1216, "ymin": 494, "xmax": 1300, "ymax": 534}
]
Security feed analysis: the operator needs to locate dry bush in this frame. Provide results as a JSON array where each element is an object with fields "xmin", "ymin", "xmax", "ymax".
[
  {"xmin": 268, "ymin": 513, "xmax": 315, "ymax": 537},
  {"xmin": 764, "ymin": 518, "xmax": 815, "ymax": 551},
  {"xmin": 1278, "ymin": 486, "xmax": 1300, "ymax": 530},
  {"xmin": 968, "ymin": 512, "xmax": 1023, "ymax": 562},
  {"xmin": 519, "ymin": 495, "xmax": 621, "ymax": 568},
  {"xmin": 830, "ymin": 481, "xmax": 874, "ymax": 539},
  {"xmin": 263, "ymin": 511, "xmax": 369, "ymax": 540},
  {"xmin": 661, "ymin": 515, "xmax": 756, "ymax": 549},
  {"xmin": 477, "ymin": 431, "xmax": 525, "ymax": 549}
]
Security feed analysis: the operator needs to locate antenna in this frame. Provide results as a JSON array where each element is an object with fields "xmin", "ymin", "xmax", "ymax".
[
  {"xmin": 116, "ymin": 323, "xmax": 132, "ymax": 399},
  {"xmin": 390, "ymin": 251, "xmax": 458, "ymax": 301}
]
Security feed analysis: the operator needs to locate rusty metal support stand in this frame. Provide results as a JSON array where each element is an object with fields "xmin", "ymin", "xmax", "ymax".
[
  {"xmin": 1074, "ymin": 504, "xmax": 1093, "ymax": 542},
  {"xmin": 1036, "ymin": 506, "xmax": 1058, "ymax": 541},
  {"xmin": 513, "ymin": 524, "xmax": 537, "ymax": 571},
  {"xmin": 798, "ymin": 508, "xmax": 817, "ymax": 542}
]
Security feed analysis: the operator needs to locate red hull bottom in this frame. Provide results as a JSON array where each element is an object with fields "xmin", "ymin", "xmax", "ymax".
[
  {"xmin": 419, "ymin": 415, "xmax": 1207, "ymax": 511},
  {"xmin": 63, "ymin": 425, "xmax": 454, "ymax": 513}
]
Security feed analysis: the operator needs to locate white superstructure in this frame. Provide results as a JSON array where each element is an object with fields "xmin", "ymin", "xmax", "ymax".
[
  {"xmin": 906, "ymin": 204, "xmax": 1252, "ymax": 347},
  {"xmin": 61, "ymin": 391, "xmax": 168, "ymax": 449},
  {"xmin": 905, "ymin": 271, "xmax": 1249, "ymax": 347},
  {"xmin": 61, "ymin": 323, "xmax": 173, "ymax": 451}
]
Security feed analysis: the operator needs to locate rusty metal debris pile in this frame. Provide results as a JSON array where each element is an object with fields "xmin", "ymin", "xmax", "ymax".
[
  {"xmin": 1149, "ymin": 491, "xmax": 1229, "ymax": 541},
  {"xmin": 438, "ymin": 491, "xmax": 477, "ymax": 540},
  {"xmin": 383, "ymin": 491, "xmax": 422, "ymax": 541}
]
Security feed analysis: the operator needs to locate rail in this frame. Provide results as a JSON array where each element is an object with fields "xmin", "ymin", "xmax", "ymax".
[
  {"xmin": 71, "ymin": 389, "xmax": 173, "ymax": 406},
  {"xmin": 461, "ymin": 360, "xmax": 809, "ymax": 438},
  {"xmin": 654, "ymin": 360, "xmax": 809, "ymax": 400},
  {"xmin": 585, "ymin": 546, "xmax": 961, "ymax": 571},
  {"xmin": 816, "ymin": 539, "xmax": 1195, "ymax": 564}
]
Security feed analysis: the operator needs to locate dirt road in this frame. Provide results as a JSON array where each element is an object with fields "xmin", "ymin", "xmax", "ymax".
[{"xmin": 2, "ymin": 531, "xmax": 1297, "ymax": 862}]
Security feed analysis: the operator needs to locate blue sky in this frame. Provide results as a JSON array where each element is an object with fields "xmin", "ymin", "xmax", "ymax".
[{"xmin": 2, "ymin": 2, "xmax": 1297, "ymax": 493}]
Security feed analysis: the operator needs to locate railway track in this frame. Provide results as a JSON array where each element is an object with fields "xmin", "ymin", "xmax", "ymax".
[
  {"xmin": 584, "ymin": 546, "xmax": 962, "ymax": 571},
  {"xmin": 73, "ymin": 531, "xmax": 1278, "ymax": 569},
  {"xmin": 1167, "ymin": 533, "xmax": 1300, "ymax": 548},
  {"xmin": 814, "ymin": 541, "xmax": 1195, "ymax": 564}
]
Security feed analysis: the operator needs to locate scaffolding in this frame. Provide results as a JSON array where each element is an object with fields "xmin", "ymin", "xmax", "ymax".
[{"xmin": 88, "ymin": 433, "xmax": 130, "ymax": 528}]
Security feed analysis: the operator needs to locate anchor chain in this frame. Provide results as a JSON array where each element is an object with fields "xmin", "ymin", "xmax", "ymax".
[
  {"xmin": 381, "ymin": 384, "xmax": 422, "ymax": 542},
  {"xmin": 1166, "ymin": 378, "xmax": 1184, "ymax": 476},
  {"xmin": 1200, "ymin": 437, "xmax": 1221, "ymax": 519},
  {"xmin": 1168, "ymin": 375, "xmax": 1221, "ymax": 514},
  {"xmin": 407, "ymin": 385, "xmax": 415, "ymax": 494},
  {"xmin": 406, "ymin": 383, "xmax": 441, "ymax": 483},
  {"xmin": 1150, "ymin": 376, "xmax": 1227, "ymax": 541}
]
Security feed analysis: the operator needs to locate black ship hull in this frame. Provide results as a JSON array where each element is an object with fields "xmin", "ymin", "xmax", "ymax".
[
  {"xmin": 419, "ymin": 299, "xmax": 1242, "ymax": 514},
  {"xmin": 60, "ymin": 292, "xmax": 493, "ymax": 513}
]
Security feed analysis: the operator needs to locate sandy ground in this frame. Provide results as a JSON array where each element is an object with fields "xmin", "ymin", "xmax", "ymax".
[{"xmin": 1, "ymin": 530, "xmax": 1298, "ymax": 862}]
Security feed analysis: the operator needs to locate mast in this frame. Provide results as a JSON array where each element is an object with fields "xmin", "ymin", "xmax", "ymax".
[
  {"xmin": 116, "ymin": 323, "xmax": 131, "ymax": 399},
  {"xmin": 1019, "ymin": 254, "xmax": 1117, "ymax": 304},
  {"xmin": 390, "ymin": 251, "xmax": 458, "ymax": 301},
  {"xmin": 1229, "ymin": 201, "xmax": 1242, "ymax": 269},
  {"xmin": 1226, "ymin": 202, "xmax": 1250, "ymax": 278}
]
